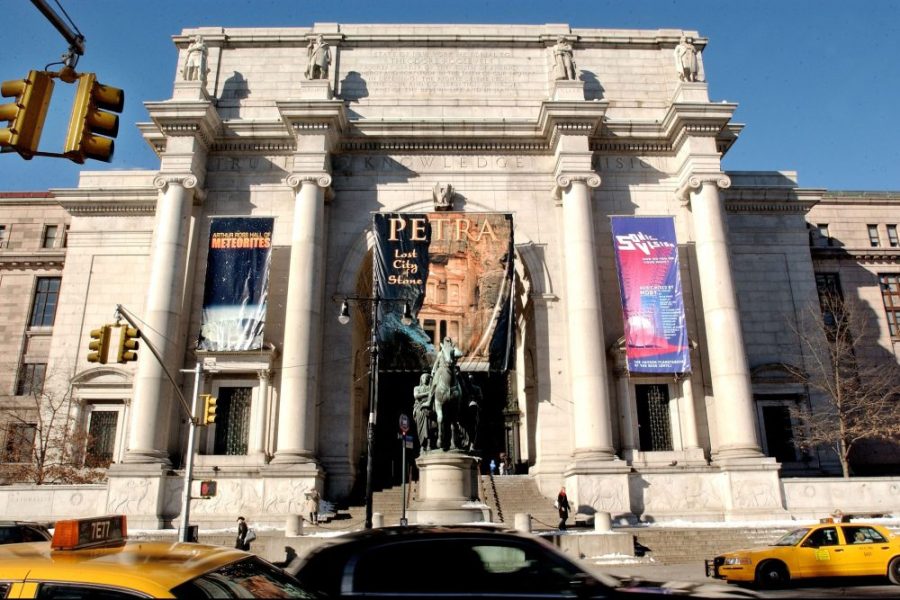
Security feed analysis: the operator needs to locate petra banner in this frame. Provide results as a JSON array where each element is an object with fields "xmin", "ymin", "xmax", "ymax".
[
  {"xmin": 610, "ymin": 216, "xmax": 691, "ymax": 373},
  {"xmin": 372, "ymin": 212, "xmax": 515, "ymax": 372},
  {"xmin": 197, "ymin": 217, "xmax": 274, "ymax": 351}
]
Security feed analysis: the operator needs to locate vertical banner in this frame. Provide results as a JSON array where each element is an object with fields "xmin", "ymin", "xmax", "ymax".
[
  {"xmin": 372, "ymin": 212, "xmax": 515, "ymax": 372},
  {"xmin": 610, "ymin": 216, "xmax": 690, "ymax": 373},
  {"xmin": 197, "ymin": 217, "xmax": 274, "ymax": 351}
]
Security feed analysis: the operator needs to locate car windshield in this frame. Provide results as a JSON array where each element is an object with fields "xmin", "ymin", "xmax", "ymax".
[
  {"xmin": 773, "ymin": 528, "xmax": 810, "ymax": 546},
  {"xmin": 171, "ymin": 557, "xmax": 318, "ymax": 599}
]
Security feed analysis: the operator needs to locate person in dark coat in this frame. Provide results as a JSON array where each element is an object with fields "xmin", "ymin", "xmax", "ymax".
[
  {"xmin": 235, "ymin": 516, "xmax": 250, "ymax": 550},
  {"xmin": 557, "ymin": 487, "xmax": 570, "ymax": 530}
]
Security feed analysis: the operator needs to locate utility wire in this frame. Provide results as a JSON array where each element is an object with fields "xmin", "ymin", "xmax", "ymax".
[{"xmin": 52, "ymin": 0, "xmax": 82, "ymax": 38}]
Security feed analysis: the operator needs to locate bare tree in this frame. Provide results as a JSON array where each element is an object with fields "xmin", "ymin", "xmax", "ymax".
[
  {"xmin": 0, "ymin": 366, "xmax": 107, "ymax": 485},
  {"xmin": 788, "ymin": 292, "xmax": 900, "ymax": 478}
]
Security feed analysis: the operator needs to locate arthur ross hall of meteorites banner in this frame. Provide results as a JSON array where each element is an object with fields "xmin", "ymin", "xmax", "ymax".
[
  {"xmin": 373, "ymin": 212, "xmax": 515, "ymax": 373},
  {"xmin": 197, "ymin": 217, "xmax": 274, "ymax": 351}
]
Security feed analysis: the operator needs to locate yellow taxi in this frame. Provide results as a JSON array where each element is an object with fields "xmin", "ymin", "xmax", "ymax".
[
  {"xmin": 707, "ymin": 519, "xmax": 900, "ymax": 589},
  {"xmin": 0, "ymin": 515, "xmax": 319, "ymax": 598}
]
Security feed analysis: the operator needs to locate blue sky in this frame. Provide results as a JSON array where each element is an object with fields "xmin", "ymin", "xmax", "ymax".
[{"xmin": 2, "ymin": 0, "xmax": 898, "ymax": 191}]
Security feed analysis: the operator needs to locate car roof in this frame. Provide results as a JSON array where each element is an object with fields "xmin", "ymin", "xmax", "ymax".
[{"xmin": 0, "ymin": 540, "xmax": 250, "ymax": 594}]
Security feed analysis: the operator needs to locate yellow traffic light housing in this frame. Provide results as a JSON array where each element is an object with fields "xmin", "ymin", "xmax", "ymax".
[
  {"xmin": 117, "ymin": 326, "xmax": 140, "ymax": 363},
  {"xmin": 202, "ymin": 394, "xmax": 218, "ymax": 425},
  {"xmin": 0, "ymin": 70, "xmax": 54, "ymax": 159},
  {"xmin": 64, "ymin": 72, "xmax": 124, "ymax": 163},
  {"xmin": 87, "ymin": 325, "xmax": 111, "ymax": 364}
]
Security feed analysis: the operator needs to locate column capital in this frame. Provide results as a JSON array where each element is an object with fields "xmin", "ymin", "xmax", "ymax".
[
  {"xmin": 675, "ymin": 172, "xmax": 731, "ymax": 204},
  {"xmin": 553, "ymin": 172, "xmax": 601, "ymax": 200},
  {"xmin": 284, "ymin": 172, "xmax": 333, "ymax": 194},
  {"xmin": 153, "ymin": 173, "xmax": 206, "ymax": 201}
]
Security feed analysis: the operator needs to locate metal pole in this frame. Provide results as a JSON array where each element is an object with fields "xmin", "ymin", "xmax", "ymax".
[
  {"xmin": 400, "ymin": 433, "xmax": 407, "ymax": 525},
  {"xmin": 178, "ymin": 361, "xmax": 202, "ymax": 542},
  {"xmin": 364, "ymin": 292, "xmax": 380, "ymax": 529}
]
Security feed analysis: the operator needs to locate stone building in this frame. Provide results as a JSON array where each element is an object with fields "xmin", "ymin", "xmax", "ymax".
[{"xmin": 1, "ymin": 24, "xmax": 898, "ymax": 528}]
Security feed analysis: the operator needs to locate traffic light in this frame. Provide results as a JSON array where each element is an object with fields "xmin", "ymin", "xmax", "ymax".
[
  {"xmin": 202, "ymin": 395, "xmax": 218, "ymax": 425},
  {"xmin": 116, "ymin": 326, "xmax": 140, "ymax": 363},
  {"xmin": 87, "ymin": 325, "xmax": 111, "ymax": 364},
  {"xmin": 0, "ymin": 70, "xmax": 54, "ymax": 159},
  {"xmin": 199, "ymin": 480, "xmax": 217, "ymax": 497},
  {"xmin": 64, "ymin": 72, "xmax": 124, "ymax": 163}
]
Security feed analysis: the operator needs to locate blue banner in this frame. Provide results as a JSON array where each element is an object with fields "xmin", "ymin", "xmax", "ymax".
[
  {"xmin": 197, "ymin": 217, "xmax": 274, "ymax": 351},
  {"xmin": 610, "ymin": 216, "xmax": 690, "ymax": 374}
]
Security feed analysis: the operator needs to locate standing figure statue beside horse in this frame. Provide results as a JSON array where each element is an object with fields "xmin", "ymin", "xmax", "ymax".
[{"xmin": 414, "ymin": 337, "xmax": 481, "ymax": 453}]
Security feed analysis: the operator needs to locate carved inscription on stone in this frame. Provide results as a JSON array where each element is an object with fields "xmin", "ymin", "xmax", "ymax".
[
  {"xmin": 342, "ymin": 49, "xmax": 537, "ymax": 97},
  {"xmin": 334, "ymin": 154, "xmax": 546, "ymax": 174}
]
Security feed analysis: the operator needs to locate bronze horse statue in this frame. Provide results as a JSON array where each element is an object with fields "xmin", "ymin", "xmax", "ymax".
[{"xmin": 430, "ymin": 338, "xmax": 464, "ymax": 450}]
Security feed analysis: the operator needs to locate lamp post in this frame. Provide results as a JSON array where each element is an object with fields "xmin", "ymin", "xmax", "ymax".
[{"xmin": 338, "ymin": 292, "xmax": 412, "ymax": 529}]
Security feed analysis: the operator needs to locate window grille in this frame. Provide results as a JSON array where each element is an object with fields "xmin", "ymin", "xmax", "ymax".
[
  {"xmin": 213, "ymin": 387, "xmax": 251, "ymax": 455},
  {"xmin": 636, "ymin": 384, "xmax": 672, "ymax": 451}
]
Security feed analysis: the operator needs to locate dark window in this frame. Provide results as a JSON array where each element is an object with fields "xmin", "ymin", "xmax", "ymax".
[
  {"xmin": 635, "ymin": 384, "xmax": 672, "ymax": 452},
  {"xmin": 213, "ymin": 387, "xmax": 251, "ymax": 455},
  {"xmin": 16, "ymin": 363, "xmax": 46, "ymax": 396},
  {"xmin": 815, "ymin": 223, "xmax": 831, "ymax": 246},
  {"xmin": 803, "ymin": 527, "xmax": 839, "ymax": 547},
  {"xmin": 3, "ymin": 422, "xmax": 36, "ymax": 463},
  {"xmin": 841, "ymin": 526, "xmax": 886, "ymax": 544},
  {"xmin": 879, "ymin": 274, "xmax": 900, "ymax": 338},
  {"xmin": 29, "ymin": 277, "xmax": 61, "ymax": 327},
  {"xmin": 761, "ymin": 405, "xmax": 797, "ymax": 462},
  {"xmin": 0, "ymin": 224, "xmax": 7, "ymax": 248},
  {"xmin": 888, "ymin": 225, "xmax": 899, "ymax": 248},
  {"xmin": 42, "ymin": 225, "xmax": 58, "ymax": 249},
  {"xmin": 85, "ymin": 410, "xmax": 119, "ymax": 467},
  {"xmin": 868, "ymin": 224, "xmax": 880, "ymax": 247},
  {"xmin": 815, "ymin": 272, "xmax": 843, "ymax": 329}
]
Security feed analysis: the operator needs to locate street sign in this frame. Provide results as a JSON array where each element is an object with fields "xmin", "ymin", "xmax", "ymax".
[
  {"xmin": 399, "ymin": 413, "xmax": 409, "ymax": 434},
  {"xmin": 405, "ymin": 435, "xmax": 414, "ymax": 449}
]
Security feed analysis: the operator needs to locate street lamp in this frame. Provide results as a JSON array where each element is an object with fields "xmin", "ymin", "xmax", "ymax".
[{"xmin": 338, "ymin": 292, "xmax": 412, "ymax": 528}]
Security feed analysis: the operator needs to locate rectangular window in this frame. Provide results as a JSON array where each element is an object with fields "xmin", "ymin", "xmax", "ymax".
[
  {"xmin": 868, "ymin": 224, "xmax": 880, "ymax": 247},
  {"xmin": 815, "ymin": 272, "xmax": 843, "ymax": 329},
  {"xmin": 888, "ymin": 225, "xmax": 899, "ymax": 248},
  {"xmin": 15, "ymin": 363, "xmax": 46, "ymax": 396},
  {"xmin": 213, "ymin": 387, "xmax": 251, "ymax": 455},
  {"xmin": 816, "ymin": 223, "xmax": 830, "ymax": 246},
  {"xmin": 879, "ymin": 274, "xmax": 900, "ymax": 338},
  {"xmin": 3, "ymin": 422, "xmax": 36, "ymax": 463},
  {"xmin": 0, "ymin": 224, "xmax": 7, "ymax": 248},
  {"xmin": 63, "ymin": 224, "xmax": 70, "ymax": 248},
  {"xmin": 29, "ymin": 277, "xmax": 61, "ymax": 327},
  {"xmin": 761, "ymin": 405, "xmax": 798, "ymax": 462},
  {"xmin": 42, "ymin": 225, "xmax": 58, "ymax": 249},
  {"xmin": 635, "ymin": 384, "xmax": 673, "ymax": 451},
  {"xmin": 85, "ymin": 409, "xmax": 119, "ymax": 467}
]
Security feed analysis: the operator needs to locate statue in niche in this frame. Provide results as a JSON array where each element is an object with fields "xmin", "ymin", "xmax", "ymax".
[
  {"xmin": 674, "ymin": 36, "xmax": 700, "ymax": 82},
  {"xmin": 432, "ymin": 182, "xmax": 454, "ymax": 211},
  {"xmin": 182, "ymin": 35, "xmax": 209, "ymax": 84},
  {"xmin": 305, "ymin": 35, "xmax": 332, "ymax": 80},
  {"xmin": 551, "ymin": 37, "xmax": 577, "ymax": 81}
]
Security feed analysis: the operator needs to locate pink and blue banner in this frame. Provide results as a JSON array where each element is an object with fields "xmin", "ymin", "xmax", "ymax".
[{"xmin": 610, "ymin": 216, "xmax": 691, "ymax": 374}]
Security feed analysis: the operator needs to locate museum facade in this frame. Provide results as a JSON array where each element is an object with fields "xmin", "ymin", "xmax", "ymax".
[{"xmin": 1, "ymin": 24, "xmax": 898, "ymax": 528}]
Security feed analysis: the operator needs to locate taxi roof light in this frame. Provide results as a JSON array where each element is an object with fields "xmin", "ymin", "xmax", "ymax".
[{"xmin": 51, "ymin": 515, "xmax": 127, "ymax": 550}]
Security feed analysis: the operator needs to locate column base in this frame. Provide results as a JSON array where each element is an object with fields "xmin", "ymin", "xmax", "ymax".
[
  {"xmin": 269, "ymin": 450, "xmax": 318, "ymax": 465},
  {"xmin": 712, "ymin": 445, "xmax": 773, "ymax": 468},
  {"xmin": 120, "ymin": 448, "xmax": 172, "ymax": 467}
]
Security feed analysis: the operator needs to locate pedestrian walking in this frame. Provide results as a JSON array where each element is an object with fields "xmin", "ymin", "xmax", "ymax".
[
  {"xmin": 235, "ymin": 516, "xmax": 250, "ymax": 550},
  {"xmin": 489, "ymin": 459, "xmax": 497, "ymax": 475},
  {"xmin": 556, "ymin": 487, "xmax": 570, "ymax": 530},
  {"xmin": 305, "ymin": 490, "xmax": 320, "ymax": 525},
  {"xmin": 498, "ymin": 456, "xmax": 507, "ymax": 476}
]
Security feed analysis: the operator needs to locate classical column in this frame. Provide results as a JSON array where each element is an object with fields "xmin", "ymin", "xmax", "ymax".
[
  {"xmin": 678, "ymin": 375, "xmax": 700, "ymax": 450},
  {"xmin": 271, "ymin": 174, "xmax": 330, "ymax": 464},
  {"xmin": 123, "ymin": 174, "xmax": 198, "ymax": 464},
  {"xmin": 248, "ymin": 370, "xmax": 270, "ymax": 457},
  {"xmin": 683, "ymin": 174, "xmax": 763, "ymax": 460},
  {"xmin": 558, "ymin": 173, "xmax": 617, "ymax": 461}
]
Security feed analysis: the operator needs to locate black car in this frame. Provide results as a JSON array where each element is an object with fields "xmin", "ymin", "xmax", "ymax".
[
  {"xmin": 290, "ymin": 524, "xmax": 758, "ymax": 598},
  {"xmin": 0, "ymin": 521, "xmax": 52, "ymax": 545}
]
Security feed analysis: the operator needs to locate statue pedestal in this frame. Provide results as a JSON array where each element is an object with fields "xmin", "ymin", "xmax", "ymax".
[
  {"xmin": 551, "ymin": 79, "xmax": 584, "ymax": 101},
  {"xmin": 409, "ymin": 452, "xmax": 490, "ymax": 525},
  {"xmin": 298, "ymin": 79, "xmax": 333, "ymax": 100}
]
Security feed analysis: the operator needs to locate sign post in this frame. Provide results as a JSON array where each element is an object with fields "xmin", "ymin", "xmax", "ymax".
[{"xmin": 399, "ymin": 414, "xmax": 409, "ymax": 526}]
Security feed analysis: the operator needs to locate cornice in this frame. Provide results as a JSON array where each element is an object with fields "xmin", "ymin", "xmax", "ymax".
[
  {"xmin": 811, "ymin": 247, "xmax": 900, "ymax": 264},
  {"xmin": 52, "ymin": 188, "xmax": 158, "ymax": 216},
  {"xmin": 144, "ymin": 99, "xmax": 223, "ymax": 149},
  {"xmin": 0, "ymin": 251, "xmax": 65, "ymax": 271}
]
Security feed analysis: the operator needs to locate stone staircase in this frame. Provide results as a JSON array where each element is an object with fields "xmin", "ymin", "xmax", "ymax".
[
  {"xmin": 480, "ymin": 474, "xmax": 559, "ymax": 529},
  {"xmin": 623, "ymin": 526, "xmax": 791, "ymax": 565}
]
